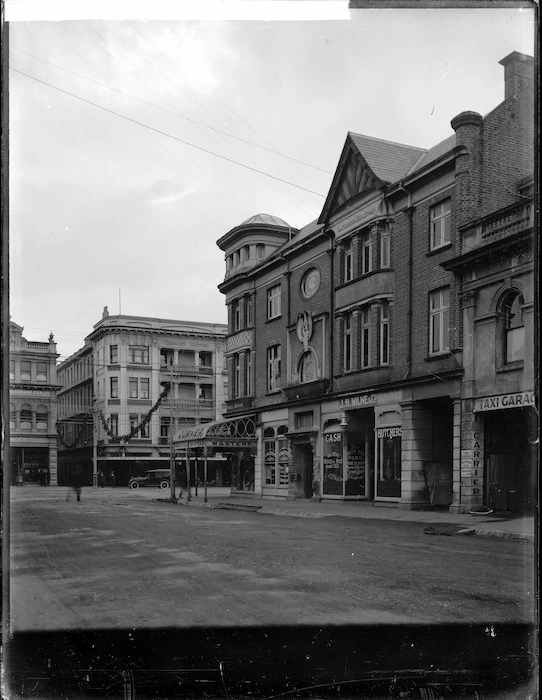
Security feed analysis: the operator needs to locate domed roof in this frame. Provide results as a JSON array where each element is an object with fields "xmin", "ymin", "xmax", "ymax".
[{"xmin": 240, "ymin": 213, "xmax": 291, "ymax": 228}]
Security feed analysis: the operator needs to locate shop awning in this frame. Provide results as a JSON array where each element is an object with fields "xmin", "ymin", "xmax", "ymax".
[{"xmin": 173, "ymin": 416, "xmax": 257, "ymax": 449}]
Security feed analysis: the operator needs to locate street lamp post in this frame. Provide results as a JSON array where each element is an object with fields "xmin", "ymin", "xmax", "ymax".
[
  {"xmin": 93, "ymin": 399, "xmax": 98, "ymax": 488},
  {"xmin": 169, "ymin": 366, "xmax": 176, "ymax": 500}
]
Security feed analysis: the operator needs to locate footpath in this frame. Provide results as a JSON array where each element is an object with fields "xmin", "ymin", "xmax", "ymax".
[{"xmin": 179, "ymin": 491, "xmax": 536, "ymax": 543}]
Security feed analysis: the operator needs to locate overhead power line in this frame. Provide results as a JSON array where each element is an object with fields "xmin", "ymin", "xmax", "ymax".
[
  {"xmin": 12, "ymin": 67, "xmax": 326, "ymax": 198},
  {"xmin": 14, "ymin": 48, "xmax": 331, "ymax": 174}
]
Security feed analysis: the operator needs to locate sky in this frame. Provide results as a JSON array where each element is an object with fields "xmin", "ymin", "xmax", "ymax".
[{"xmin": 7, "ymin": 1, "xmax": 535, "ymax": 362}]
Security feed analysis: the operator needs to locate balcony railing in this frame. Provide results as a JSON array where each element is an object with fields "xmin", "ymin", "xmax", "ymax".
[
  {"xmin": 162, "ymin": 398, "xmax": 215, "ymax": 411},
  {"xmin": 462, "ymin": 202, "xmax": 533, "ymax": 252},
  {"xmin": 160, "ymin": 363, "xmax": 214, "ymax": 377}
]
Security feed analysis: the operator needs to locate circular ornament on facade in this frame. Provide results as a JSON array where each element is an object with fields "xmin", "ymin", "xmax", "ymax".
[{"xmin": 301, "ymin": 268, "xmax": 320, "ymax": 298}]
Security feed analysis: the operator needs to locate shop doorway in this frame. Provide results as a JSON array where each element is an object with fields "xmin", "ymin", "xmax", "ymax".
[
  {"xmin": 485, "ymin": 408, "xmax": 535, "ymax": 514},
  {"xmin": 293, "ymin": 443, "xmax": 313, "ymax": 499}
]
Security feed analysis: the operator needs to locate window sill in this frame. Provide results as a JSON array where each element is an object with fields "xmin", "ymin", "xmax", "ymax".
[
  {"xmin": 424, "ymin": 352, "xmax": 453, "ymax": 362},
  {"xmin": 427, "ymin": 243, "xmax": 452, "ymax": 257},
  {"xmin": 496, "ymin": 361, "xmax": 524, "ymax": 374},
  {"xmin": 265, "ymin": 389, "xmax": 283, "ymax": 396},
  {"xmin": 266, "ymin": 315, "xmax": 282, "ymax": 324}
]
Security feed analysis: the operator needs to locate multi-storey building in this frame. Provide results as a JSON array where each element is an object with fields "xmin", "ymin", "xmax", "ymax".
[
  {"xmin": 216, "ymin": 51, "xmax": 535, "ymax": 515},
  {"xmin": 9, "ymin": 321, "xmax": 60, "ymax": 485},
  {"xmin": 56, "ymin": 343, "xmax": 94, "ymax": 485},
  {"xmin": 57, "ymin": 309, "xmax": 228, "ymax": 486}
]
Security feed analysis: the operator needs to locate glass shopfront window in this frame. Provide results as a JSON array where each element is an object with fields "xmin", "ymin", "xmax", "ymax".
[
  {"xmin": 264, "ymin": 426, "xmax": 290, "ymax": 488},
  {"xmin": 345, "ymin": 442, "xmax": 366, "ymax": 496},
  {"xmin": 323, "ymin": 431, "xmax": 343, "ymax": 495},
  {"xmin": 376, "ymin": 425, "xmax": 402, "ymax": 499}
]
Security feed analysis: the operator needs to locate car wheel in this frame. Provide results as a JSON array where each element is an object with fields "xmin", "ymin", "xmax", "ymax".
[
  {"xmin": 159, "ymin": 480, "xmax": 170, "ymax": 490},
  {"xmin": 129, "ymin": 481, "xmax": 139, "ymax": 490}
]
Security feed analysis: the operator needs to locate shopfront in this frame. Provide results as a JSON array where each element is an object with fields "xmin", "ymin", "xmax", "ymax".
[
  {"xmin": 320, "ymin": 390, "xmax": 402, "ymax": 501},
  {"xmin": 174, "ymin": 416, "xmax": 256, "ymax": 496},
  {"xmin": 474, "ymin": 392, "xmax": 536, "ymax": 514}
]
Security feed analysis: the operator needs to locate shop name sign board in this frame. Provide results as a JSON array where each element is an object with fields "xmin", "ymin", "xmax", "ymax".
[
  {"xmin": 339, "ymin": 390, "xmax": 401, "ymax": 410},
  {"xmin": 376, "ymin": 427, "xmax": 402, "ymax": 439},
  {"xmin": 474, "ymin": 392, "xmax": 535, "ymax": 412},
  {"xmin": 336, "ymin": 204, "xmax": 380, "ymax": 234}
]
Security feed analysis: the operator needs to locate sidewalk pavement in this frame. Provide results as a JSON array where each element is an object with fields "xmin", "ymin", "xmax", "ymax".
[{"xmin": 178, "ymin": 491, "xmax": 536, "ymax": 543}]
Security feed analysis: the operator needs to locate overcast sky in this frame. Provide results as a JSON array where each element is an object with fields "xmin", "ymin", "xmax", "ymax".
[{"xmin": 7, "ymin": 2, "xmax": 535, "ymax": 362}]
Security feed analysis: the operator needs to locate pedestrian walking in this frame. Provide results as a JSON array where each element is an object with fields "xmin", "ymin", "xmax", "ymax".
[
  {"xmin": 67, "ymin": 468, "xmax": 83, "ymax": 502},
  {"xmin": 98, "ymin": 470, "xmax": 105, "ymax": 488},
  {"xmin": 110, "ymin": 470, "xmax": 116, "ymax": 488}
]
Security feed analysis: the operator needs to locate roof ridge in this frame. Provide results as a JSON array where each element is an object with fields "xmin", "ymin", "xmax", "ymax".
[{"xmin": 348, "ymin": 131, "xmax": 426, "ymax": 153}]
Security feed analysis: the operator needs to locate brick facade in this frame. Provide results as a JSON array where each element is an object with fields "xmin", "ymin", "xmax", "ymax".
[{"xmin": 217, "ymin": 52, "xmax": 535, "ymax": 513}]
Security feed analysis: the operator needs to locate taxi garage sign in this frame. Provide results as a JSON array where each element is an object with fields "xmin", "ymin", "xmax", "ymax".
[{"xmin": 474, "ymin": 391, "xmax": 535, "ymax": 412}]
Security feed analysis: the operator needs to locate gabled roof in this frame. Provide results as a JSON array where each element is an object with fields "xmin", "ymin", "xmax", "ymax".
[
  {"xmin": 319, "ymin": 132, "xmax": 426, "ymax": 223},
  {"xmin": 349, "ymin": 133, "xmax": 426, "ymax": 184}
]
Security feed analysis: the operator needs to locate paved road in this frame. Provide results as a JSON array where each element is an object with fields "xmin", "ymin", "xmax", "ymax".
[{"xmin": 9, "ymin": 487, "xmax": 535, "ymax": 632}]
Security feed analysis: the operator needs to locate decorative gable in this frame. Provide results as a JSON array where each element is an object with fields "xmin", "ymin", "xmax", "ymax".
[{"xmin": 331, "ymin": 150, "xmax": 378, "ymax": 211}]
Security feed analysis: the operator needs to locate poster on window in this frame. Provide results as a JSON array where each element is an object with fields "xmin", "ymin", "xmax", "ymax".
[
  {"xmin": 345, "ymin": 442, "xmax": 365, "ymax": 496},
  {"xmin": 323, "ymin": 432, "xmax": 343, "ymax": 495}
]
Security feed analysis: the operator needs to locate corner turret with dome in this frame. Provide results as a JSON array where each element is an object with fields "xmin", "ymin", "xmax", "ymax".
[{"xmin": 217, "ymin": 213, "xmax": 298, "ymax": 284}]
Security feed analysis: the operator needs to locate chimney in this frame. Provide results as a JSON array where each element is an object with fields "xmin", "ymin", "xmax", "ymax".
[
  {"xmin": 499, "ymin": 52, "xmax": 534, "ymax": 100},
  {"xmin": 451, "ymin": 111, "xmax": 483, "ymax": 227}
]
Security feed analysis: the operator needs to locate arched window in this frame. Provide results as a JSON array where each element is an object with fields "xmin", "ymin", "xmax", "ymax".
[
  {"xmin": 298, "ymin": 351, "xmax": 317, "ymax": 383},
  {"xmin": 499, "ymin": 291, "xmax": 524, "ymax": 364},
  {"xmin": 36, "ymin": 404, "xmax": 49, "ymax": 430},
  {"xmin": 20, "ymin": 404, "xmax": 32, "ymax": 430}
]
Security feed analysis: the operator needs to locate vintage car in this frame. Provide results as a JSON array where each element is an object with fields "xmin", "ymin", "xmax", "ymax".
[{"xmin": 128, "ymin": 469, "xmax": 172, "ymax": 490}]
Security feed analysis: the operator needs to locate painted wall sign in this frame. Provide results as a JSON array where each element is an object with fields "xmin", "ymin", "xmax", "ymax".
[
  {"xmin": 474, "ymin": 392, "xmax": 535, "ymax": 412},
  {"xmin": 339, "ymin": 390, "xmax": 401, "ymax": 410}
]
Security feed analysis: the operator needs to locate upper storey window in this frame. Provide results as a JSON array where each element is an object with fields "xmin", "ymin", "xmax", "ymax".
[
  {"xmin": 267, "ymin": 284, "xmax": 281, "ymax": 320},
  {"xmin": 129, "ymin": 346, "xmax": 149, "ymax": 365},
  {"xmin": 380, "ymin": 227, "xmax": 391, "ymax": 268},
  {"xmin": 344, "ymin": 240, "xmax": 353, "ymax": 282},
  {"xmin": 429, "ymin": 287, "xmax": 450, "ymax": 355},
  {"xmin": 500, "ymin": 292, "xmax": 524, "ymax": 364},
  {"xmin": 361, "ymin": 231, "xmax": 372, "ymax": 274},
  {"xmin": 430, "ymin": 200, "xmax": 451, "ymax": 250},
  {"xmin": 36, "ymin": 362, "xmax": 48, "ymax": 382}
]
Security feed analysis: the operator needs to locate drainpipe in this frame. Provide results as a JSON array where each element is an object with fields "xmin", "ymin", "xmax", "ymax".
[
  {"xmin": 326, "ymin": 229, "xmax": 335, "ymax": 390},
  {"xmin": 397, "ymin": 183, "xmax": 414, "ymax": 378}
]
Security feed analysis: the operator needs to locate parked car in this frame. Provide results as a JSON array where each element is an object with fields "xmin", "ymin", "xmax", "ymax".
[{"xmin": 128, "ymin": 469, "xmax": 172, "ymax": 490}]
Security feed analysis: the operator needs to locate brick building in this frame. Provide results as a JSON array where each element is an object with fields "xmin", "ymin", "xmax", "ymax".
[
  {"xmin": 216, "ymin": 51, "xmax": 535, "ymax": 514},
  {"xmin": 9, "ymin": 321, "xmax": 60, "ymax": 485},
  {"xmin": 57, "ymin": 309, "xmax": 228, "ymax": 487}
]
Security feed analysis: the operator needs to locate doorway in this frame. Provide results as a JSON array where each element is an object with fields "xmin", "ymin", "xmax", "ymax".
[
  {"xmin": 293, "ymin": 443, "xmax": 314, "ymax": 499},
  {"xmin": 485, "ymin": 408, "xmax": 535, "ymax": 514}
]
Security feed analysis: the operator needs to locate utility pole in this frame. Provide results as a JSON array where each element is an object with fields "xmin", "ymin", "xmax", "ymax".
[{"xmin": 169, "ymin": 364, "xmax": 175, "ymax": 500}]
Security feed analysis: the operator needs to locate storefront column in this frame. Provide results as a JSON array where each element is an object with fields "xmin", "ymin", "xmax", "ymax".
[
  {"xmin": 49, "ymin": 437, "xmax": 58, "ymax": 486},
  {"xmin": 254, "ymin": 426, "xmax": 263, "ymax": 496},
  {"xmin": 449, "ymin": 395, "xmax": 462, "ymax": 513},
  {"xmin": 398, "ymin": 401, "xmax": 431, "ymax": 510},
  {"xmin": 458, "ymin": 399, "xmax": 485, "ymax": 513}
]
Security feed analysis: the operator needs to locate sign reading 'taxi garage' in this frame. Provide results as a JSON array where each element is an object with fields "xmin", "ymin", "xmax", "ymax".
[{"xmin": 474, "ymin": 391, "xmax": 535, "ymax": 412}]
